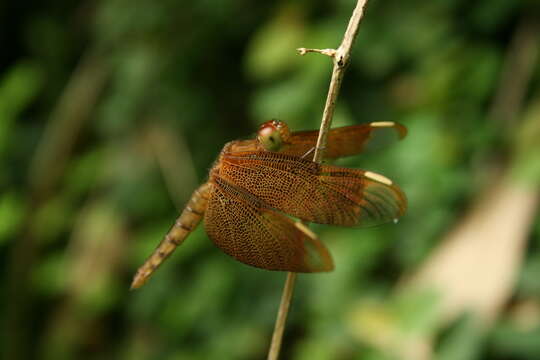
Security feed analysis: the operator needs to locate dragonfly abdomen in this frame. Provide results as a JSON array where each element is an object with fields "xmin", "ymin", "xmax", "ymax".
[{"xmin": 130, "ymin": 182, "xmax": 211, "ymax": 289}]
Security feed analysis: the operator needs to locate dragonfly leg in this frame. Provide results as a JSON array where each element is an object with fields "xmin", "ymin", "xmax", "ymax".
[{"xmin": 301, "ymin": 146, "xmax": 316, "ymax": 160}]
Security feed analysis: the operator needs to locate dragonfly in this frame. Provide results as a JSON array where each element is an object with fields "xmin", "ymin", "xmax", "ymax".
[{"xmin": 131, "ymin": 120, "xmax": 407, "ymax": 289}]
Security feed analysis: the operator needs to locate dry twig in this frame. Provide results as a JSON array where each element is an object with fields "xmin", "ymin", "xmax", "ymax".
[{"xmin": 267, "ymin": 1, "xmax": 370, "ymax": 359}]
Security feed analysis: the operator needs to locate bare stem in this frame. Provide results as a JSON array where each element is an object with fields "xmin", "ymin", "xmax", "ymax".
[
  {"xmin": 267, "ymin": 272, "xmax": 297, "ymax": 360},
  {"xmin": 297, "ymin": 48, "xmax": 336, "ymax": 57},
  {"xmin": 312, "ymin": 0, "xmax": 368, "ymax": 164},
  {"xmin": 267, "ymin": 1, "xmax": 370, "ymax": 359}
]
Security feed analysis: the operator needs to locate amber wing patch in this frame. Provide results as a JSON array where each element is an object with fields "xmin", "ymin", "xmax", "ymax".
[{"xmin": 204, "ymin": 177, "xmax": 334, "ymax": 272}]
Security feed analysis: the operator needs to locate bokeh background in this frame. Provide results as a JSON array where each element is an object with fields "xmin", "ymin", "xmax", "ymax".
[{"xmin": 2, "ymin": 0, "xmax": 540, "ymax": 359}]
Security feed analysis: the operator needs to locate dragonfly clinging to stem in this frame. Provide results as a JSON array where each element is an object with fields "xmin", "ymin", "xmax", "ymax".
[{"xmin": 131, "ymin": 119, "xmax": 407, "ymax": 290}]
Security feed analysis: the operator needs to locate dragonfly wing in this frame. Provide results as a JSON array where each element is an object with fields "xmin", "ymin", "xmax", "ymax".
[
  {"xmin": 283, "ymin": 122, "xmax": 407, "ymax": 159},
  {"xmin": 204, "ymin": 177, "xmax": 334, "ymax": 272},
  {"xmin": 221, "ymin": 151, "xmax": 406, "ymax": 226}
]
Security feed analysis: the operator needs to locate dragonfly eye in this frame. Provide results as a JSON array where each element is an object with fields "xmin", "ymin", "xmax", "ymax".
[
  {"xmin": 257, "ymin": 120, "xmax": 291, "ymax": 152},
  {"xmin": 258, "ymin": 126, "xmax": 283, "ymax": 152}
]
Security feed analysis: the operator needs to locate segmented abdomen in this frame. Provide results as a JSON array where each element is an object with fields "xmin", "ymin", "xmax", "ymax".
[{"xmin": 130, "ymin": 182, "xmax": 211, "ymax": 289}]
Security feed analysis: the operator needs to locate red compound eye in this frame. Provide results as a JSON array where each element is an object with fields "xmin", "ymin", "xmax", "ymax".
[{"xmin": 257, "ymin": 120, "xmax": 290, "ymax": 152}]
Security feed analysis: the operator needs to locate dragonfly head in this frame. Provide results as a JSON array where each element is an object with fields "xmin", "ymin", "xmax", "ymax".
[{"xmin": 257, "ymin": 119, "xmax": 291, "ymax": 152}]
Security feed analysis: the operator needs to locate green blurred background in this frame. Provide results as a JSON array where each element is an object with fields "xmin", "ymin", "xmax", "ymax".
[{"xmin": 1, "ymin": 0, "xmax": 540, "ymax": 359}]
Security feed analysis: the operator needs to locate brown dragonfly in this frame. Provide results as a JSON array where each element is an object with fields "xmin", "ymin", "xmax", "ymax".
[{"xmin": 131, "ymin": 120, "xmax": 407, "ymax": 289}]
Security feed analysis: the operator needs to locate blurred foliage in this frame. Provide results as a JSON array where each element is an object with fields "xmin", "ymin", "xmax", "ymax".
[{"xmin": 1, "ymin": 0, "xmax": 539, "ymax": 359}]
